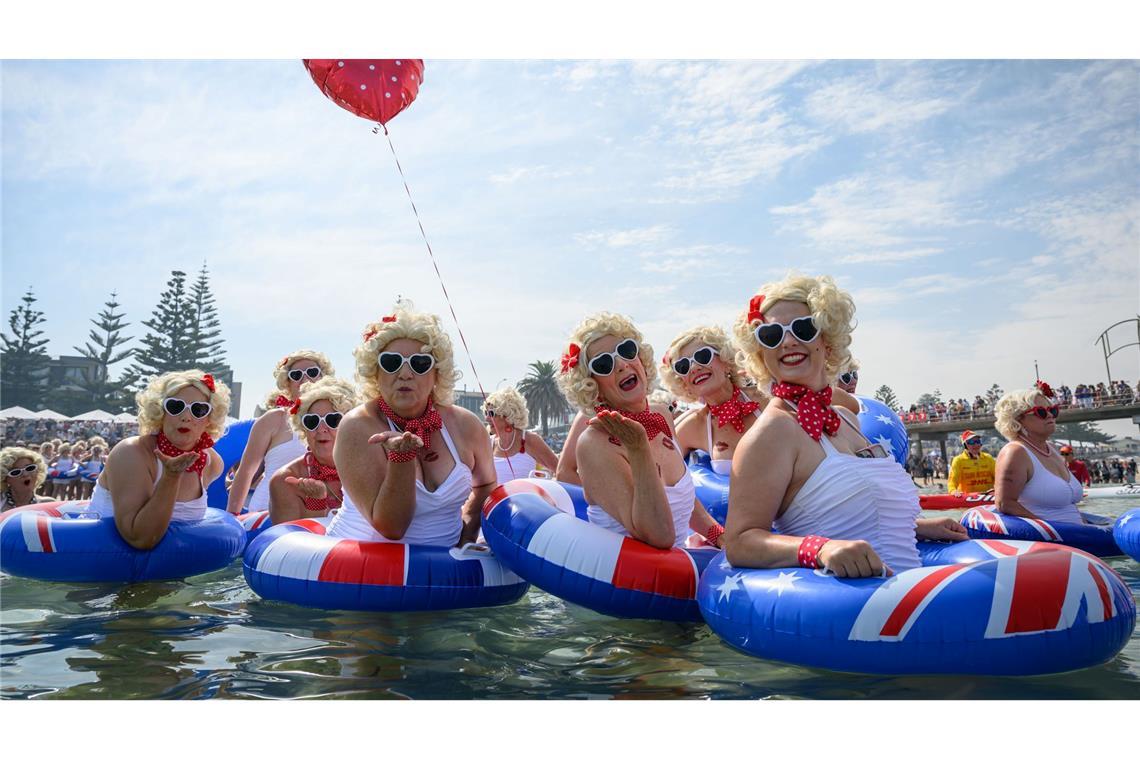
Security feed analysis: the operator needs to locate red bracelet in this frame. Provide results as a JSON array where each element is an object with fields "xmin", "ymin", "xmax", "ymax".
[
  {"xmin": 386, "ymin": 449, "xmax": 417, "ymax": 463},
  {"xmin": 705, "ymin": 523, "xmax": 725, "ymax": 546},
  {"xmin": 797, "ymin": 534, "xmax": 830, "ymax": 569}
]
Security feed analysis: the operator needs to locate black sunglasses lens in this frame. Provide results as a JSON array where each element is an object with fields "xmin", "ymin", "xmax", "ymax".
[
  {"xmin": 792, "ymin": 318, "xmax": 818, "ymax": 342},
  {"xmin": 409, "ymin": 355, "xmax": 434, "ymax": 374},
  {"xmin": 694, "ymin": 348, "xmax": 714, "ymax": 365},
  {"xmin": 674, "ymin": 358, "xmax": 691, "ymax": 376},
  {"xmin": 1049, "ymin": 406, "xmax": 1059, "ymax": 418},
  {"xmin": 755, "ymin": 324, "xmax": 783, "ymax": 348},
  {"xmin": 301, "ymin": 414, "xmax": 320, "ymax": 431},
  {"xmin": 306, "ymin": 367, "xmax": 321, "ymax": 378},
  {"xmin": 190, "ymin": 403, "xmax": 211, "ymax": 419},
  {"xmin": 325, "ymin": 413, "xmax": 343, "ymax": 429},
  {"xmin": 288, "ymin": 370, "xmax": 302, "ymax": 381},
  {"xmin": 617, "ymin": 340, "xmax": 638, "ymax": 361},
  {"xmin": 590, "ymin": 354, "xmax": 614, "ymax": 376},
  {"xmin": 379, "ymin": 354, "xmax": 402, "ymax": 373},
  {"xmin": 164, "ymin": 399, "xmax": 186, "ymax": 415}
]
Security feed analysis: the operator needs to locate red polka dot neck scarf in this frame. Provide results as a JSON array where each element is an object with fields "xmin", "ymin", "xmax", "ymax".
[
  {"xmin": 376, "ymin": 396, "xmax": 443, "ymax": 453},
  {"xmin": 155, "ymin": 431, "xmax": 215, "ymax": 475},
  {"xmin": 594, "ymin": 403, "xmax": 672, "ymax": 442},
  {"xmin": 302, "ymin": 452, "xmax": 341, "ymax": 511},
  {"xmin": 706, "ymin": 386, "xmax": 761, "ymax": 434},
  {"xmin": 770, "ymin": 382, "xmax": 841, "ymax": 442}
]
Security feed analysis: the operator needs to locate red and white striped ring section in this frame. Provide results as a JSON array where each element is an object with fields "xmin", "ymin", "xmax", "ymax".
[
  {"xmin": 0, "ymin": 500, "xmax": 244, "ymax": 582},
  {"xmin": 699, "ymin": 538, "xmax": 1135, "ymax": 675},
  {"xmin": 918, "ymin": 491, "xmax": 995, "ymax": 511},
  {"xmin": 238, "ymin": 510, "xmax": 273, "ymax": 547},
  {"xmin": 961, "ymin": 506, "xmax": 1121, "ymax": 557},
  {"xmin": 480, "ymin": 478, "xmax": 718, "ymax": 622},
  {"xmin": 242, "ymin": 517, "xmax": 528, "ymax": 611}
]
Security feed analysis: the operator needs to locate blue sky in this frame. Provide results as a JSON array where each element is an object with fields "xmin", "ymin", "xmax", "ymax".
[{"xmin": 2, "ymin": 60, "xmax": 1138, "ymax": 427}]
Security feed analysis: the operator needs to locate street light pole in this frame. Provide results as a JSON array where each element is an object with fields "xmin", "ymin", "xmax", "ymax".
[{"xmin": 1034, "ymin": 360, "xmax": 1039, "ymax": 382}]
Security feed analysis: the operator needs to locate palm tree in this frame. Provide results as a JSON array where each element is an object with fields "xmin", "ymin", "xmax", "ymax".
[{"xmin": 517, "ymin": 360, "xmax": 571, "ymax": 437}]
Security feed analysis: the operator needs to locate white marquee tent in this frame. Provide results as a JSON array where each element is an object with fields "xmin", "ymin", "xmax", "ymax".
[
  {"xmin": 34, "ymin": 409, "xmax": 69, "ymax": 421},
  {"xmin": 71, "ymin": 410, "xmax": 117, "ymax": 422},
  {"xmin": 0, "ymin": 406, "xmax": 40, "ymax": 419}
]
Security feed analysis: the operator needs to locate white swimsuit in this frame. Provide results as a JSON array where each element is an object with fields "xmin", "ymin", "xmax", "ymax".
[
  {"xmin": 587, "ymin": 446, "xmax": 697, "ymax": 549},
  {"xmin": 705, "ymin": 390, "xmax": 763, "ymax": 476},
  {"xmin": 492, "ymin": 432, "xmax": 537, "ymax": 484},
  {"xmin": 89, "ymin": 458, "xmax": 209, "ymax": 523},
  {"xmin": 247, "ymin": 432, "xmax": 307, "ymax": 511},
  {"xmin": 1019, "ymin": 446, "xmax": 1084, "ymax": 524},
  {"xmin": 326, "ymin": 419, "xmax": 470, "ymax": 547},
  {"xmin": 773, "ymin": 409, "xmax": 921, "ymax": 573}
]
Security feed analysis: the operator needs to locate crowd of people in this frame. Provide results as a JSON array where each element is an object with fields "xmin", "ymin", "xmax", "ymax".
[
  {"xmin": 0, "ymin": 418, "xmax": 139, "ymax": 450},
  {"xmin": 902, "ymin": 379, "xmax": 1138, "ymax": 423},
  {"xmin": 0, "ymin": 273, "xmax": 1125, "ymax": 580}
]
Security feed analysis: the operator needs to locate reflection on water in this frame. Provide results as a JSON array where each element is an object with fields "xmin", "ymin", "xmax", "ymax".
[{"xmin": 2, "ymin": 498, "xmax": 1138, "ymax": 699}]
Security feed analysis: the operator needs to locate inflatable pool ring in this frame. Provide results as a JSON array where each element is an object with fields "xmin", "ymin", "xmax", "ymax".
[
  {"xmin": 79, "ymin": 461, "xmax": 105, "ymax": 483},
  {"xmin": 698, "ymin": 538, "xmax": 1135, "ymax": 675},
  {"xmin": 206, "ymin": 418, "xmax": 255, "ymax": 509},
  {"xmin": 243, "ymin": 517, "xmax": 528, "ymax": 612},
  {"xmin": 1086, "ymin": 483, "xmax": 1140, "ymax": 500},
  {"xmin": 48, "ymin": 464, "xmax": 80, "ymax": 482},
  {"xmin": 855, "ymin": 396, "xmax": 909, "ymax": 467},
  {"xmin": 961, "ymin": 506, "xmax": 1120, "ymax": 557},
  {"xmin": 481, "ymin": 478, "xmax": 718, "ymax": 622},
  {"xmin": 0, "ymin": 500, "xmax": 244, "ymax": 582},
  {"xmin": 688, "ymin": 450, "xmax": 729, "ymax": 525},
  {"xmin": 1113, "ymin": 509, "xmax": 1140, "ymax": 562},
  {"xmin": 918, "ymin": 491, "xmax": 995, "ymax": 511},
  {"xmin": 238, "ymin": 509, "xmax": 274, "ymax": 547}
]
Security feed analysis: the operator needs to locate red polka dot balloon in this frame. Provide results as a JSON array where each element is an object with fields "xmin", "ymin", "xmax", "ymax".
[{"xmin": 303, "ymin": 59, "xmax": 425, "ymax": 126}]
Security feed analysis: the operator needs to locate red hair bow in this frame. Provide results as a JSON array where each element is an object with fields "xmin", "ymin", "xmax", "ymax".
[
  {"xmin": 382, "ymin": 314, "xmax": 396, "ymax": 323},
  {"xmin": 1035, "ymin": 380, "xmax": 1054, "ymax": 398},
  {"xmin": 363, "ymin": 327, "xmax": 378, "ymax": 343},
  {"xmin": 747, "ymin": 294, "xmax": 766, "ymax": 324},
  {"xmin": 278, "ymin": 356, "xmax": 290, "ymax": 368},
  {"xmin": 560, "ymin": 344, "xmax": 581, "ymax": 374},
  {"xmin": 288, "ymin": 399, "xmax": 302, "ymax": 415},
  {"xmin": 201, "ymin": 374, "xmax": 216, "ymax": 392}
]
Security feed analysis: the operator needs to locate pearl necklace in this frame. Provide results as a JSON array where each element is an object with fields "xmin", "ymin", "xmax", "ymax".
[
  {"xmin": 1018, "ymin": 434, "xmax": 1052, "ymax": 458},
  {"xmin": 495, "ymin": 429, "xmax": 519, "ymax": 456}
]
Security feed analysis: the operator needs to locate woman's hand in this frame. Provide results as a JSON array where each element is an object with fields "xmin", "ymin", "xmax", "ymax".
[
  {"xmin": 156, "ymin": 450, "xmax": 198, "ymax": 479},
  {"xmin": 818, "ymin": 539, "xmax": 891, "ymax": 578},
  {"xmin": 587, "ymin": 410, "xmax": 649, "ymax": 452},
  {"xmin": 284, "ymin": 476, "xmax": 328, "ymax": 501},
  {"xmin": 916, "ymin": 516, "xmax": 968, "ymax": 542},
  {"xmin": 368, "ymin": 430, "xmax": 424, "ymax": 456}
]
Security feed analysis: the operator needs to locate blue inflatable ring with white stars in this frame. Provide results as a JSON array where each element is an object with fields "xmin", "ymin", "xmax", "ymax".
[
  {"xmin": 855, "ymin": 395, "xmax": 909, "ymax": 467},
  {"xmin": 1111, "ymin": 509, "xmax": 1140, "ymax": 562},
  {"xmin": 688, "ymin": 450, "xmax": 729, "ymax": 525},
  {"xmin": 698, "ymin": 538, "xmax": 1135, "ymax": 675}
]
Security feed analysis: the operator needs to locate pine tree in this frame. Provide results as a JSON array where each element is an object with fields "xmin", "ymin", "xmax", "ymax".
[
  {"xmin": 72, "ymin": 291, "xmax": 135, "ymax": 412},
  {"xmin": 984, "ymin": 383, "xmax": 1003, "ymax": 407},
  {"xmin": 1054, "ymin": 421, "xmax": 1115, "ymax": 445},
  {"xmin": 0, "ymin": 288, "xmax": 51, "ymax": 409},
  {"xmin": 129, "ymin": 270, "xmax": 196, "ymax": 385},
  {"xmin": 187, "ymin": 263, "xmax": 226, "ymax": 373},
  {"xmin": 517, "ymin": 360, "xmax": 571, "ymax": 437},
  {"xmin": 873, "ymin": 384, "xmax": 901, "ymax": 412}
]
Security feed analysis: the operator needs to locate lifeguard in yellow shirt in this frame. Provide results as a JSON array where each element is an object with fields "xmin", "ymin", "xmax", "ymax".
[{"xmin": 948, "ymin": 429, "xmax": 996, "ymax": 496}]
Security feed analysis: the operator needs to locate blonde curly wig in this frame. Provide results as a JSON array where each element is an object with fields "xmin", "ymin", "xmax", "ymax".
[
  {"xmin": 135, "ymin": 369, "xmax": 231, "ymax": 441},
  {"xmin": 483, "ymin": 387, "xmax": 529, "ymax": 431},
  {"xmin": 995, "ymin": 387, "xmax": 1056, "ymax": 442},
  {"xmin": 556, "ymin": 312, "xmax": 658, "ymax": 413},
  {"xmin": 87, "ymin": 436, "xmax": 109, "ymax": 449},
  {"xmin": 354, "ymin": 307, "xmax": 461, "ymax": 406},
  {"xmin": 659, "ymin": 324, "xmax": 749, "ymax": 403},
  {"xmin": 288, "ymin": 377, "xmax": 361, "ymax": 436},
  {"xmin": 263, "ymin": 349, "xmax": 336, "ymax": 409},
  {"xmin": 1, "ymin": 447, "xmax": 48, "ymax": 491},
  {"xmin": 731, "ymin": 273, "xmax": 855, "ymax": 390}
]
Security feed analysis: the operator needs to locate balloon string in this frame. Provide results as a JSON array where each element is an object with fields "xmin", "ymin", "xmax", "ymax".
[{"xmin": 375, "ymin": 124, "xmax": 514, "ymax": 478}]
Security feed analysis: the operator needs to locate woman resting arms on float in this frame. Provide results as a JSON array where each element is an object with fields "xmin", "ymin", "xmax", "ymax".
[
  {"xmin": 556, "ymin": 313, "xmax": 725, "ymax": 550},
  {"xmin": 482, "ymin": 387, "xmax": 559, "ymax": 483},
  {"xmin": 227, "ymin": 350, "xmax": 335, "ymax": 515},
  {"xmin": 93, "ymin": 371, "xmax": 229, "ymax": 550},
  {"xmin": 725, "ymin": 274, "xmax": 965, "ymax": 577},
  {"xmin": 267, "ymin": 376, "xmax": 358, "ymax": 525},
  {"xmin": 329, "ymin": 308, "xmax": 494, "ymax": 546},
  {"xmin": 992, "ymin": 383, "xmax": 1084, "ymax": 524},
  {"xmin": 1, "ymin": 446, "xmax": 54, "ymax": 511}
]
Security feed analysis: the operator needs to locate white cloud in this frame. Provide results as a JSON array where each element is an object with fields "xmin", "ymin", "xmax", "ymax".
[
  {"xmin": 574, "ymin": 224, "xmax": 676, "ymax": 248},
  {"xmin": 837, "ymin": 247, "xmax": 941, "ymax": 264},
  {"xmin": 803, "ymin": 64, "xmax": 963, "ymax": 134}
]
